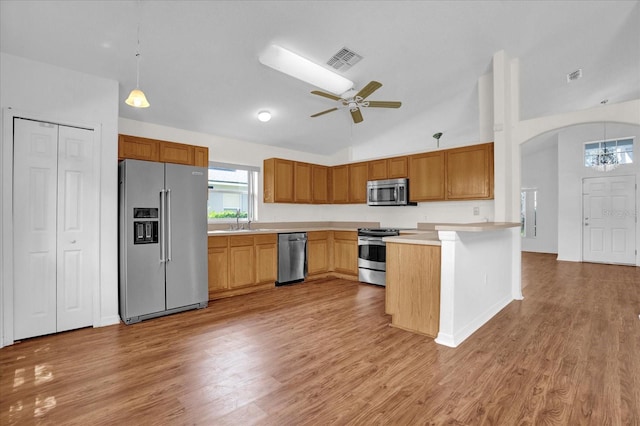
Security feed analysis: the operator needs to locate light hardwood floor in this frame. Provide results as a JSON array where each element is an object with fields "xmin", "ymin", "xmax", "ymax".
[{"xmin": 1, "ymin": 253, "xmax": 639, "ymax": 425}]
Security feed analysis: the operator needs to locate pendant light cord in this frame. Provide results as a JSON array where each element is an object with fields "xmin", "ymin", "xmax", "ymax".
[{"xmin": 135, "ymin": 0, "xmax": 141, "ymax": 89}]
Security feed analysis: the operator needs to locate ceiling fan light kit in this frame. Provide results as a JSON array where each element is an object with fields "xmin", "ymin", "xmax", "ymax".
[
  {"xmin": 259, "ymin": 44, "xmax": 354, "ymax": 95},
  {"xmin": 310, "ymin": 80, "xmax": 402, "ymax": 124}
]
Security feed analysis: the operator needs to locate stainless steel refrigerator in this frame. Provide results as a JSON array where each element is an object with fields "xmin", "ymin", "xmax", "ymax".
[{"xmin": 118, "ymin": 159, "xmax": 208, "ymax": 324}]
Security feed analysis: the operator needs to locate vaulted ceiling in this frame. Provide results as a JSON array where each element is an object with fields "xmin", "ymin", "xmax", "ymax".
[{"xmin": 1, "ymin": 1, "xmax": 638, "ymax": 156}]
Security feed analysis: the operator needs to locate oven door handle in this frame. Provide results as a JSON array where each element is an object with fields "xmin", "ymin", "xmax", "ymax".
[{"xmin": 358, "ymin": 238, "xmax": 386, "ymax": 246}]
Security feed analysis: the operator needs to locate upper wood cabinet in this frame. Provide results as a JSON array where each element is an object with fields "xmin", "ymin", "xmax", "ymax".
[
  {"xmin": 368, "ymin": 156, "xmax": 408, "ymax": 181},
  {"xmin": 348, "ymin": 162, "xmax": 368, "ymax": 203},
  {"xmin": 261, "ymin": 143, "xmax": 493, "ymax": 205},
  {"xmin": 159, "ymin": 141, "xmax": 194, "ymax": 165},
  {"xmin": 294, "ymin": 161, "xmax": 313, "ymax": 204},
  {"xmin": 264, "ymin": 158, "xmax": 295, "ymax": 203},
  {"xmin": 388, "ymin": 156, "xmax": 408, "ymax": 179},
  {"xmin": 118, "ymin": 134, "xmax": 208, "ymax": 167},
  {"xmin": 118, "ymin": 134, "xmax": 160, "ymax": 162},
  {"xmin": 446, "ymin": 143, "xmax": 494, "ymax": 200},
  {"xmin": 331, "ymin": 165, "xmax": 350, "ymax": 204},
  {"xmin": 194, "ymin": 146, "xmax": 209, "ymax": 167},
  {"xmin": 368, "ymin": 159, "xmax": 388, "ymax": 181},
  {"xmin": 408, "ymin": 151, "xmax": 445, "ymax": 201},
  {"xmin": 312, "ymin": 165, "xmax": 330, "ymax": 204}
]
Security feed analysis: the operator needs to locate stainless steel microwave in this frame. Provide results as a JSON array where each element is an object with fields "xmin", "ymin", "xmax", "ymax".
[{"xmin": 367, "ymin": 178, "xmax": 416, "ymax": 206}]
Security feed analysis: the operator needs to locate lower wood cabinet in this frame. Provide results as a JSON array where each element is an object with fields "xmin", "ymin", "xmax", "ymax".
[
  {"xmin": 208, "ymin": 233, "xmax": 277, "ymax": 300},
  {"xmin": 229, "ymin": 235, "xmax": 255, "ymax": 288},
  {"xmin": 386, "ymin": 242, "xmax": 441, "ymax": 337},
  {"xmin": 255, "ymin": 234, "xmax": 277, "ymax": 285},
  {"xmin": 332, "ymin": 231, "xmax": 358, "ymax": 276},
  {"xmin": 207, "ymin": 236, "xmax": 229, "ymax": 292},
  {"xmin": 307, "ymin": 231, "xmax": 330, "ymax": 277}
]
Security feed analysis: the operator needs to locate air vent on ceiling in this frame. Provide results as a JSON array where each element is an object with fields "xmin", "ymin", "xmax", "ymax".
[
  {"xmin": 567, "ymin": 69, "xmax": 582, "ymax": 83},
  {"xmin": 327, "ymin": 47, "xmax": 363, "ymax": 71}
]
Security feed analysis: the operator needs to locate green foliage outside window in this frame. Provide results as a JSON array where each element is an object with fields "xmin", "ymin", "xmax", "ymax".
[{"xmin": 208, "ymin": 210, "xmax": 248, "ymax": 219}]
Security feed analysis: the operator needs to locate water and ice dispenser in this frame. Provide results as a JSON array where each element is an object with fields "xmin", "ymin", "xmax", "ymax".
[{"xmin": 133, "ymin": 208, "xmax": 158, "ymax": 244}]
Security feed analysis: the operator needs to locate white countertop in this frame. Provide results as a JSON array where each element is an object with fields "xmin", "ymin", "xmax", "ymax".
[
  {"xmin": 207, "ymin": 227, "xmax": 358, "ymax": 236},
  {"xmin": 384, "ymin": 222, "xmax": 520, "ymax": 245}
]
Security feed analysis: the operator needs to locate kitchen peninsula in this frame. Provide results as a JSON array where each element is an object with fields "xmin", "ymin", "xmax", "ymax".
[{"xmin": 384, "ymin": 222, "xmax": 522, "ymax": 348}]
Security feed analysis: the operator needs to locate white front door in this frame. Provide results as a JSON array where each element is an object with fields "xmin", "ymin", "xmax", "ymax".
[
  {"xmin": 13, "ymin": 118, "xmax": 96, "ymax": 340},
  {"xmin": 583, "ymin": 175, "xmax": 636, "ymax": 265}
]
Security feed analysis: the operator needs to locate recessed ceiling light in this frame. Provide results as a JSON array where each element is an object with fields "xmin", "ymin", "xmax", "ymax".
[
  {"xmin": 257, "ymin": 111, "xmax": 272, "ymax": 122},
  {"xmin": 259, "ymin": 44, "xmax": 354, "ymax": 95}
]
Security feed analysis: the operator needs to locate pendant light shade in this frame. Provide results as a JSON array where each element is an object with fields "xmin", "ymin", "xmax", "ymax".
[{"xmin": 125, "ymin": 88, "xmax": 150, "ymax": 108}]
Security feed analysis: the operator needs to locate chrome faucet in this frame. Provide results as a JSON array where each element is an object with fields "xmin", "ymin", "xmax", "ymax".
[{"xmin": 235, "ymin": 209, "xmax": 240, "ymax": 230}]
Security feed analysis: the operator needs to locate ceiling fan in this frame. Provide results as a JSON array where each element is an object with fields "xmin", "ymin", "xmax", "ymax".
[{"xmin": 310, "ymin": 81, "xmax": 402, "ymax": 124}]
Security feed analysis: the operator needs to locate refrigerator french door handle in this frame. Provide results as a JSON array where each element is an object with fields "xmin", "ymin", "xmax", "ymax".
[
  {"xmin": 159, "ymin": 189, "xmax": 167, "ymax": 263},
  {"xmin": 166, "ymin": 188, "xmax": 172, "ymax": 262}
]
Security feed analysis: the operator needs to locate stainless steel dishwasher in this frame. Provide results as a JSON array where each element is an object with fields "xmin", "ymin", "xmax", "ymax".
[{"xmin": 276, "ymin": 232, "xmax": 307, "ymax": 286}]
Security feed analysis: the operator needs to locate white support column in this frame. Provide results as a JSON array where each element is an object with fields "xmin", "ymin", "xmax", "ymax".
[{"xmin": 434, "ymin": 230, "xmax": 458, "ymax": 348}]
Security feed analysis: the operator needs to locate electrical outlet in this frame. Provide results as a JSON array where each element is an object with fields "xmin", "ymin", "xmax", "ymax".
[{"xmin": 473, "ymin": 206, "xmax": 480, "ymax": 216}]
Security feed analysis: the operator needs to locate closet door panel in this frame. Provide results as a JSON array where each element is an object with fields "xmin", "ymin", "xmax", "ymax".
[
  {"xmin": 56, "ymin": 125, "xmax": 96, "ymax": 332},
  {"xmin": 13, "ymin": 118, "xmax": 58, "ymax": 339}
]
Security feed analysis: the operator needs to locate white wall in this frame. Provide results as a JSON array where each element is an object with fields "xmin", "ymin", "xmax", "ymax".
[
  {"xmin": 119, "ymin": 118, "xmax": 497, "ymax": 229},
  {"xmin": 557, "ymin": 122, "xmax": 640, "ymax": 263},
  {"xmin": 520, "ymin": 134, "xmax": 559, "ymax": 253},
  {"xmin": 1, "ymin": 53, "xmax": 120, "ymax": 346}
]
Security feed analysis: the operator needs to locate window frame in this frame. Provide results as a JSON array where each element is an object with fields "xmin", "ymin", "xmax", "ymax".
[
  {"xmin": 583, "ymin": 137, "xmax": 634, "ymax": 168},
  {"xmin": 207, "ymin": 161, "xmax": 259, "ymax": 224}
]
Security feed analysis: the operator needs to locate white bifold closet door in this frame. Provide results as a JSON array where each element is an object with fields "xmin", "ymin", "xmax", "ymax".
[{"xmin": 13, "ymin": 118, "xmax": 97, "ymax": 340}]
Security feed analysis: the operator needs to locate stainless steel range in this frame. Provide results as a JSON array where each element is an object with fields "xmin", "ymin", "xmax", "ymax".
[{"xmin": 357, "ymin": 228, "xmax": 400, "ymax": 286}]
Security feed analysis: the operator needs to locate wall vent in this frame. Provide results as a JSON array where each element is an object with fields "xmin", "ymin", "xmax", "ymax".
[
  {"xmin": 327, "ymin": 47, "xmax": 363, "ymax": 71},
  {"xmin": 567, "ymin": 69, "xmax": 582, "ymax": 82}
]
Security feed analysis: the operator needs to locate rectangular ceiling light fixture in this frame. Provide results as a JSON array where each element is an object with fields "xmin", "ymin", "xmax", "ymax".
[{"xmin": 259, "ymin": 44, "xmax": 354, "ymax": 95}]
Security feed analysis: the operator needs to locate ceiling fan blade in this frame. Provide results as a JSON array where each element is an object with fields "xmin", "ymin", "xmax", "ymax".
[
  {"xmin": 356, "ymin": 81, "xmax": 382, "ymax": 100},
  {"xmin": 311, "ymin": 107, "xmax": 338, "ymax": 118},
  {"xmin": 311, "ymin": 90, "xmax": 342, "ymax": 101},
  {"xmin": 350, "ymin": 108, "xmax": 364, "ymax": 124},
  {"xmin": 366, "ymin": 101, "xmax": 402, "ymax": 108}
]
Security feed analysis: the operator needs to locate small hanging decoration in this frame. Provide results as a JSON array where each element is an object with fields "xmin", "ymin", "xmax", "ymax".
[{"xmin": 433, "ymin": 132, "xmax": 443, "ymax": 148}]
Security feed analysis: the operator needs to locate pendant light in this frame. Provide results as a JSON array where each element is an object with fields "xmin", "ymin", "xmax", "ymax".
[{"xmin": 125, "ymin": 3, "xmax": 150, "ymax": 108}]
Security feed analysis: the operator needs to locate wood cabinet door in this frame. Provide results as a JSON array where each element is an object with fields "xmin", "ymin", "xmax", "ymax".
[
  {"xmin": 294, "ymin": 161, "xmax": 313, "ymax": 203},
  {"xmin": 207, "ymin": 237, "xmax": 229, "ymax": 295},
  {"xmin": 307, "ymin": 231, "xmax": 329, "ymax": 275},
  {"xmin": 311, "ymin": 165, "xmax": 329, "ymax": 204},
  {"xmin": 255, "ymin": 242, "xmax": 277, "ymax": 284},
  {"xmin": 368, "ymin": 159, "xmax": 387, "ymax": 181},
  {"xmin": 446, "ymin": 143, "xmax": 493, "ymax": 200},
  {"xmin": 331, "ymin": 165, "xmax": 349, "ymax": 203},
  {"xmin": 348, "ymin": 162, "xmax": 368, "ymax": 203},
  {"xmin": 194, "ymin": 146, "xmax": 209, "ymax": 167},
  {"xmin": 229, "ymin": 245, "xmax": 255, "ymax": 288},
  {"xmin": 208, "ymin": 247, "xmax": 229, "ymax": 293},
  {"xmin": 159, "ymin": 141, "xmax": 195, "ymax": 165},
  {"xmin": 333, "ymin": 231, "xmax": 358, "ymax": 275},
  {"xmin": 264, "ymin": 158, "xmax": 294, "ymax": 203},
  {"xmin": 118, "ymin": 134, "xmax": 160, "ymax": 162},
  {"xmin": 388, "ymin": 156, "xmax": 408, "ymax": 178},
  {"xmin": 408, "ymin": 151, "xmax": 445, "ymax": 201}
]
